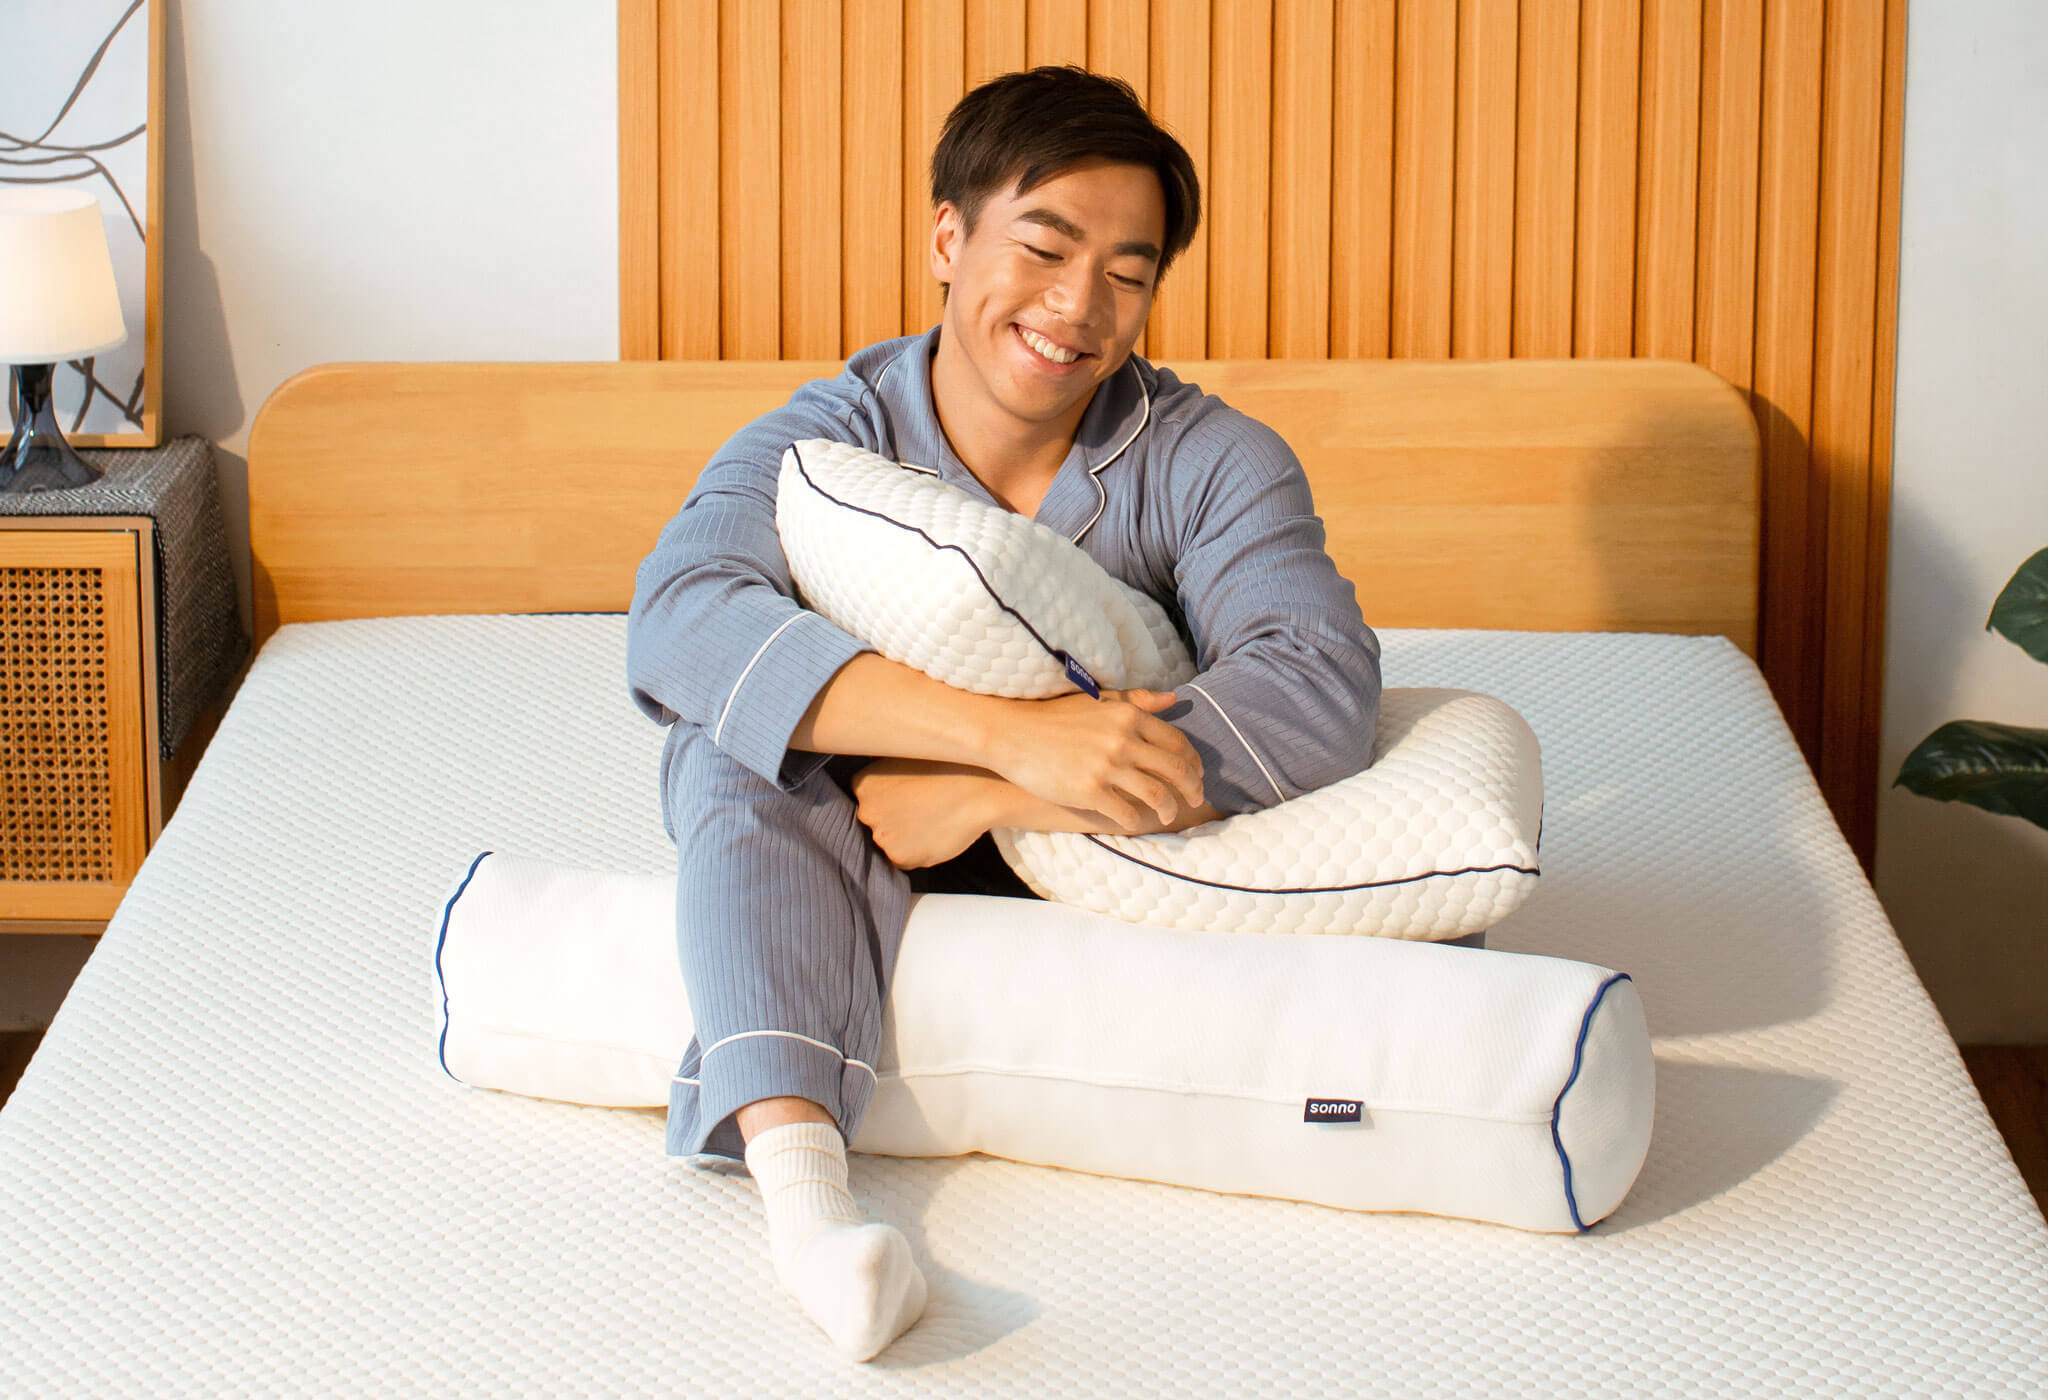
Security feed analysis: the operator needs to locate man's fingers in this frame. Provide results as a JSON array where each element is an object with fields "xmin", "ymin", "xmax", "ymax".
[
  {"xmin": 1130, "ymin": 716, "xmax": 1204, "ymax": 806},
  {"xmin": 1097, "ymin": 788, "xmax": 1146, "ymax": 830},
  {"xmin": 1115, "ymin": 772, "xmax": 1176, "ymax": 827}
]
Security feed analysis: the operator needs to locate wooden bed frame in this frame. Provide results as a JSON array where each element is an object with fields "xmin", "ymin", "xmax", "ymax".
[{"xmin": 246, "ymin": 358, "xmax": 1759, "ymax": 653}]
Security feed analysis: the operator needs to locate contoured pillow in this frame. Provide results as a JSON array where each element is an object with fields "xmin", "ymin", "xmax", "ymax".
[
  {"xmin": 436, "ymin": 852, "xmax": 1655, "ymax": 1234},
  {"xmin": 778, "ymin": 438, "xmax": 1543, "ymax": 939}
]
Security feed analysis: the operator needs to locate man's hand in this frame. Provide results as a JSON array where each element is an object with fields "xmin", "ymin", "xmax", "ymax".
[
  {"xmin": 848, "ymin": 758, "xmax": 1003, "ymax": 869},
  {"xmin": 984, "ymin": 687, "xmax": 1207, "ymax": 829}
]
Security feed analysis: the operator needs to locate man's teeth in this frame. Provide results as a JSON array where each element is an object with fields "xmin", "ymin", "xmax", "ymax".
[{"xmin": 1021, "ymin": 328, "xmax": 1080, "ymax": 364}]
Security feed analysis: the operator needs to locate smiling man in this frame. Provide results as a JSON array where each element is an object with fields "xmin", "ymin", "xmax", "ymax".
[{"xmin": 626, "ymin": 66, "xmax": 1381, "ymax": 1362}]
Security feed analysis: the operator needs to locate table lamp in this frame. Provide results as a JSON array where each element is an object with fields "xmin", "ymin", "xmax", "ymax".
[{"xmin": 0, "ymin": 188, "xmax": 129, "ymax": 493}]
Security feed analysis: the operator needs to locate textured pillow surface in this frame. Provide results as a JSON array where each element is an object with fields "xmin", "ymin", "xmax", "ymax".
[
  {"xmin": 777, "ymin": 437, "xmax": 1192, "ymax": 697},
  {"xmin": 779, "ymin": 437, "xmax": 1542, "ymax": 938},
  {"xmin": 437, "ymin": 852, "xmax": 1655, "ymax": 1234}
]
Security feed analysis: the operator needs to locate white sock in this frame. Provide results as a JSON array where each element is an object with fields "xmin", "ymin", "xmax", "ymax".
[{"xmin": 743, "ymin": 1120, "xmax": 928, "ymax": 1361}]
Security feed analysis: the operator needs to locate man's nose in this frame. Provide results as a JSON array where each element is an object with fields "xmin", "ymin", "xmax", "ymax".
[{"xmin": 1045, "ymin": 261, "xmax": 1112, "ymax": 329}]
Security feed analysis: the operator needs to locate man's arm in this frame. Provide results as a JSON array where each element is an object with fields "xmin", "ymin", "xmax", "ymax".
[
  {"xmin": 840, "ymin": 750, "xmax": 1226, "ymax": 872},
  {"xmin": 627, "ymin": 378, "xmax": 1207, "ymax": 825},
  {"xmin": 1149, "ymin": 409, "xmax": 1384, "ymax": 816},
  {"xmin": 625, "ymin": 381, "xmax": 881, "ymax": 792},
  {"xmin": 789, "ymin": 654, "xmax": 1207, "ymax": 831}
]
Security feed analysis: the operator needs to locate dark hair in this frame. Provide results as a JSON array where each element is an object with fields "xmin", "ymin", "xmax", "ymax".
[{"xmin": 930, "ymin": 65, "xmax": 1201, "ymax": 291}]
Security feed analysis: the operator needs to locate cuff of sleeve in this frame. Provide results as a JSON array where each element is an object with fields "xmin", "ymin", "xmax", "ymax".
[
  {"xmin": 712, "ymin": 611, "xmax": 871, "ymax": 790},
  {"xmin": 1167, "ymin": 679, "xmax": 1292, "ymax": 815}
]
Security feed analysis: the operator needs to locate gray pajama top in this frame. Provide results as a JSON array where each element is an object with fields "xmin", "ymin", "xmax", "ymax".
[{"xmin": 626, "ymin": 324, "xmax": 1383, "ymax": 817}]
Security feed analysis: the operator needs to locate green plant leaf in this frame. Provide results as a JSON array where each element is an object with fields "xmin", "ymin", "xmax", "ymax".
[
  {"xmin": 1986, "ymin": 546, "xmax": 2048, "ymax": 664},
  {"xmin": 1894, "ymin": 719, "xmax": 2048, "ymax": 830}
]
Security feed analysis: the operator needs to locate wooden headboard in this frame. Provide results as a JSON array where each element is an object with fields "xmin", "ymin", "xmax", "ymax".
[{"xmin": 247, "ymin": 358, "xmax": 1758, "ymax": 653}]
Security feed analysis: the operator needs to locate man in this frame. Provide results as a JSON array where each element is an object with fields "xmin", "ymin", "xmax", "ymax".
[{"xmin": 625, "ymin": 65, "xmax": 1381, "ymax": 1361}]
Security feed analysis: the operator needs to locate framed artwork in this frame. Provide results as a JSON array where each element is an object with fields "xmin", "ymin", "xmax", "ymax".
[{"xmin": 0, "ymin": 0, "xmax": 165, "ymax": 447}]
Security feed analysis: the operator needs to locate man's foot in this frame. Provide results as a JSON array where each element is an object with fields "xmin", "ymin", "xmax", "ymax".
[{"xmin": 743, "ymin": 1119, "xmax": 929, "ymax": 1361}]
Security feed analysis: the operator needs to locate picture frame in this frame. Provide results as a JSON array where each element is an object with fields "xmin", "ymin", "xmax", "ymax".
[{"xmin": 0, "ymin": 0, "xmax": 165, "ymax": 448}]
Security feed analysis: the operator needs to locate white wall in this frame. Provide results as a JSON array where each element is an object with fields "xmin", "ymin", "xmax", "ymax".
[
  {"xmin": 163, "ymin": 0, "xmax": 620, "ymax": 624},
  {"xmin": 1876, "ymin": 2, "xmax": 2048, "ymax": 1042},
  {"xmin": 2, "ymin": 1, "xmax": 618, "ymax": 1031}
]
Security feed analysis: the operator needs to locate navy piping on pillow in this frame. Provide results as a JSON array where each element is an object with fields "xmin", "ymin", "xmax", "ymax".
[
  {"xmin": 1550, "ymin": 971, "xmax": 1633, "ymax": 1233},
  {"xmin": 1074, "ymin": 835, "xmax": 1539, "ymax": 895},
  {"xmin": 788, "ymin": 441, "xmax": 1097, "ymax": 691},
  {"xmin": 435, "ymin": 850, "xmax": 494, "ymax": 1082}
]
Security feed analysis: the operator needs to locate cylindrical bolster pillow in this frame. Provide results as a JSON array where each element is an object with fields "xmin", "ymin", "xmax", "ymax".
[{"xmin": 435, "ymin": 853, "xmax": 1654, "ymax": 1234}]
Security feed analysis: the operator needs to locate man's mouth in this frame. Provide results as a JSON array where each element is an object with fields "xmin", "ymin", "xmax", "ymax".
[{"xmin": 1015, "ymin": 323, "xmax": 1091, "ymax": 370}]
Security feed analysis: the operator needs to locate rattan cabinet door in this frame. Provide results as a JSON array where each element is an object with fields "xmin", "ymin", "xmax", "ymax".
[{"xmin": 0, "ymin": 529, "xmax": 149, "ymax": 922}]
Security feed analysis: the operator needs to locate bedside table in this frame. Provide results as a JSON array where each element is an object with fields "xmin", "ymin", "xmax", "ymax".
[{"xmin": 0, "ymin": 437, "xmax": 249, "ymax": 933}]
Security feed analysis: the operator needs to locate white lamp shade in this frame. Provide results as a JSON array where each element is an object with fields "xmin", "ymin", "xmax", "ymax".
[{"xmin": 0, "ymin": 188, "xmax": 128, "ymax": 365}]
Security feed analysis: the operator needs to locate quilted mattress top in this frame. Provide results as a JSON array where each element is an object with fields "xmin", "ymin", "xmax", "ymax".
[{"xmin": 2, "ymin": 615, "xmax": 2043, "ymax": 1396}]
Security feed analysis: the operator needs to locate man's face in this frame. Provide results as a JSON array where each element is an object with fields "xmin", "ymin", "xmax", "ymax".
[{"xmin": 929, "ymin": 157, "xmax": 1167, "ymax": 429}]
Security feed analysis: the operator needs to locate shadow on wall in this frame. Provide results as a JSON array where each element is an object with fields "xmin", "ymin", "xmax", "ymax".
[
  {"xmin": 1879, "ymin": 779, "xmax": 2048, "ymax": 1043},
  {"xmin": 160, "ymin": 0, "xmax": 250, "ymax": 640},
  {"xmin": 1874, "ymin": 487, "xmax": 2048, "ymax": 1042},
  {"xmin": 1741, "ymin": 390, "xmax": 1821, "ymax": 750}
]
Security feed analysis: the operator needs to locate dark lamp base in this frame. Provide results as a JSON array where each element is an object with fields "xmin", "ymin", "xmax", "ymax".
[{"xmin": 2, "ymin": 362, "xmax": 105, "ymax": 494}]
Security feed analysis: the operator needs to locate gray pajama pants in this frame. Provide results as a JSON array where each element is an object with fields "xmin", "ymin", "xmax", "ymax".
[{"xmin": 658, "ymin": 719, "xmax": 1033, "ymax": 1161}]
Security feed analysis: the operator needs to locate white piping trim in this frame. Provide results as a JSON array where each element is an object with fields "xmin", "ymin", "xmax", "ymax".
[
  {"xmin": 1184, "ymin": 681, "xmax": 1287, "ymax": 806},
  {"xmin": 1071, "ymin": 371, "xmax": 1153, "ymax": 546},
  {"xmin": 713, "ymin": 612, "xmax": 807, "ymax": 747},
  {"xmin": 696, "ymin": 1028, "xmax": 879, "ymax": 1080}
]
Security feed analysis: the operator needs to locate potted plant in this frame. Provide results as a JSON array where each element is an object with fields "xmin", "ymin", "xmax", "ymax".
[{"xmin": 1895, "ymin": 548, "xmax": 2048, "ymax": 829}]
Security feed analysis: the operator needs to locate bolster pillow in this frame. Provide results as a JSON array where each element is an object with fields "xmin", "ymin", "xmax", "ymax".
[
  {"xmin": 777, "ymin": 437, "xmax": 1544, "ymax": 939},
  {"xmin": 436, "ymin": 852, "xmax": 1655, "ymax": 1234}
]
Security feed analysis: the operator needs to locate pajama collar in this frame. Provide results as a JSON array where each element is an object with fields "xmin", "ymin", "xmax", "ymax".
[{"xmin": 863, "ymin": 324, "xmax": 1155, "ymax": 544}]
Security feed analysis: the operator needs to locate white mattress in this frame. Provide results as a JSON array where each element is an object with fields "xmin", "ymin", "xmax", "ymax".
[{"xmin": 3, "ymin": 615, "xmax": 2043, "ymax": 1396}]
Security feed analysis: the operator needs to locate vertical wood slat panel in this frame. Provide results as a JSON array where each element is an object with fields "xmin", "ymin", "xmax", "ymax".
[
  {"xmin": 904, "ymin": 2, "xmax": 965, "ymax": 336},
  {"xmin": 1635, "ymin": 0, "xmax": 1702, "ymax": 359},
  {"xmin": 1331, "ymin": 0, "xmax": 1396, "ymax": 358},
  {"xmin": 1208, "ymin": 0, "xmax": 1272, "ymax": 356},
  {"xmin": 720, "ymin": 0, "xmax": 780, "ymax": 357},
  {"xmin": 1453, "ymin": 0, "xmax": 1519, "ymax": 359},
  {"xmin": 619, "ymin": 0, "xmax": 660, "ymax": 359},
  {"xmin": 1752, "ymin": 0, "xmax": 1825, "ymax": 751},
  {"xmin": 842, "ymin": 0, "xmax": 903, "ymax": 355},
  {"xmin": 659, "ymin": 0, "xmax": 721, "ymax": 357},
  {"xmin": 1573, "ymin": 0, "xmax": 1640, "ymax": 356},
  {"xmin": 1270, "ymin": 0, "xmax": 1333, "ymax": 358},
  {"xmin": 1027, "ymin": 0, "xmax": 1088, "ymax": 67},
  {"xmin": 781, "ymin": 0, "xmax": 842, "ymax": 358},
  {"xmin": 1695, "ymin": 0, "xmax": 1762, "ymax": 394},
  {"xmin": 1088, "ymin": 0, "xmax": 1149, "ymax": 98},
  {"xmin": 1392, "ymin": 0, "xmax": 1457, "ymax": 358},
  {"xmin": 1511, "ymin": 0, "xmax": 1577, "ymax": 357},
  {"xmin": 1813, "ymin": 0, "xmax": 1888, "ymax": 852},
  {"xmin": 1090, "ymin": 0, "xmax": 1152, "ymax": 356},
  {"xmin": 1147, "ymin": 0, "xmax": 1210, "ymax": 358},
  {"xmin": 967, "ymin": 0, "xmax": 1027, "ymax": 87}
]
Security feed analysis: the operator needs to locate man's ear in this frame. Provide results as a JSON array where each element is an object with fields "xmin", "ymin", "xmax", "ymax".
[{"xmin": 929, "ymin": 200, "xmax": 963, "ymax": 285}]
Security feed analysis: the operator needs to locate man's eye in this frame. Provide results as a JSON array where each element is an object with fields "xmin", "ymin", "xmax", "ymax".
[{"xmin": 1025, "ymin": 245, "xmax": 1059, "ymax": 260}]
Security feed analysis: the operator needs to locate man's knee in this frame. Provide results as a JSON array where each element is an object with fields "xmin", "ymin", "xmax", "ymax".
[{"xmin": 661, "ymin": 724, "xmax": 870, "ymax": 860}]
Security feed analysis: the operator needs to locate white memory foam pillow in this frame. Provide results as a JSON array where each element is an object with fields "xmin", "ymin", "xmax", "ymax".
[
  {"xmin": 436, "ymin": 852, "xmax": 1655, "ymax": 1234},
  {"xmin": 778, "ymin": 438, "xmax": 1543, "ymax": 939}
]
